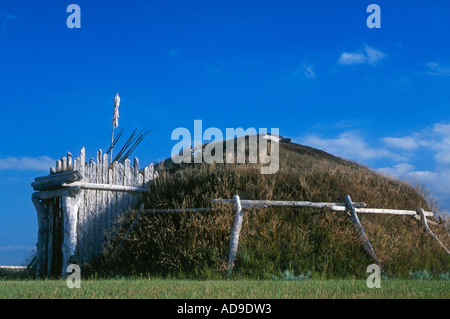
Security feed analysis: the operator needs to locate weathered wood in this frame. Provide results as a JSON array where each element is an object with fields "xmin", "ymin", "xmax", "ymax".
[
  {"xmin": 77, "ymin": 190, "xmax": 86, "ymax": 264},
  {"xmin": 33, "ymin": 187, "xmax": 81, "ymax": 200},
  {"xmin": 73, "ymin": 156, "xmax": 80, "ymax": 171},
  {"xmin": 132, "ymin": 158, "xmax": 139, "ymax": 207},
  {"xmin": 213, "ymin": 199, "xmax": 433, "ymax": 219},
  {"xmin": 61, "ymin": 190, "xmax": 82, "ymax": 277},
  {"xmin": 213, "ymin": 199, "xmax": 367, "ymax": 209},
  {"xmin": 112, "ymin": 161, "xmax": 119, "ymax": 226},
  {"xmin": 227, "ymin": 195, "xmax": 244, "ymax": 274},
  {"xmin": 143, "ymin": 164, "xmax": 154, "ymax": 186},
  {"xmin": 80, "ymin": 161, "xmax": 89, "ymax": 263},
  {"xmin": 56, "ymin": 160, "xmax": 62, "ymax": 173},
  {"xmin": 107, "ymin": 168, "xmax": 113, "ymax": 233},
  {"xmin": 102, "ymin": 153, "xmax": 109, "ymax": 251},
  {"xmin": 144, "ymin": 207, "xmax": 216, "ymax": 213},
  {"xmin": 88, "ymin": 160, "xmax": 96, "ymax": 259},
  {"xmin": 67, "ymin": 152, "xmax": 73, "ymax": 171},
  {"xmin": 95, "ymin": 150, "xmax": 102, "ymax": 256},
  {"xmin": 138, "ymin": 173, "xmax": 144, "ymax": 189},
  {"xmin": 0, "ymin": 266, "xmax": 27, "ymax": 270},
  {"xmin": 345, "ymin": 195, "xmax": 386, "ymax": 275},
  {"xmin": 332, "ymin": 206, "xmax": 433, "ymax": 217},
  {"xmin": 117, "ymin": 163, "xmax": 125, "ymax": 219},
  {"xmin": 62, "ymin": 182, "xmax": 148, "ymax": 192},
  {"xmin": 61, "ymin": 157, "xmax": 67, "ymax": 172},
  {"xmin": 79, "ymin": 147, "xmax": 86, "ymax": 179},
  {"xmin": 31, "ymin": 147, "xmax": 158, "ymax": 277},
  {"xmin": 418, "ymin": 208, "xmax": 450, "ymax": 255},
  {"xmin": 31, "ymin": 171, "xmax": 82, "ymax": 190},
  {"xmin": 124, "ymin": 159, "xmax": 131, "ymax": 209},
  {"xmin": 133, "ymin": 158, "xmax": 140, "ymax": 182}
]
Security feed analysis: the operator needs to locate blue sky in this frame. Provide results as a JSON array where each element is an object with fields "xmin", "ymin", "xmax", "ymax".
[{"xmin": 0, "ymin": 1, "xmax": 449, "ymax": 265}]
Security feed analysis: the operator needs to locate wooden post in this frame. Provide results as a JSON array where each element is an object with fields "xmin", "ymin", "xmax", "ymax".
[
  {"xmin": 227, "ymin": 194, "xmax": 244, "ymax": 275},
  {"xmin": 56, "ymin": 160, "xmax": 62, "ymax": 173},
  {"xmin": 345, "ymin": 195, "xmax": 386, "ymax": 275},
  {"xmin": 67, "ymin": 152, "xmax": 73, "ymax": 171},
  {"xmin": 418, "ymin": 208, "xmax": 450, "ymax": 255},
  {"xmin": 61, "ymin": 188, "xmax": 82, "ymax": 278},
  {"xmin": 61, "ymin": 157, "xmax": 67, "ymax": 172}
]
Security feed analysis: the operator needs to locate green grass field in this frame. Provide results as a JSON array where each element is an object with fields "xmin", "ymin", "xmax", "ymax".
[{"xmin": 0, "ymin": 278, "xmax": 448, "ymax": 299}]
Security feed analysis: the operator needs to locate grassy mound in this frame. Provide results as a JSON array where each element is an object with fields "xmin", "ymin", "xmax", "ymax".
[{"xmin": 90, "ymin": 138, "xmax": 449, "ymax": 279}]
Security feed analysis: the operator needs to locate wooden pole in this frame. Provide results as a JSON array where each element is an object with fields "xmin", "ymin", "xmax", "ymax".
[
  {"xmin": 418, "ymin": 208, "xmax": 450, "ymax": 255},
  {"xmin": 61, "ymin": 190, "xmax": 82, "ymax": 278},
  {"xmin": 345, "ymin": 195, "xmax": 387, "ymax": 276},
  {"xmin": 213, "ymin": 199, "xmax": 367, "ymax": 209},
  {"xmin": 110, "ymin": 120, "xmax": 115, "ymax": 164},
  {"xmin": 227, "ymin": 195, "xmax": 244, "ymax": 275}
]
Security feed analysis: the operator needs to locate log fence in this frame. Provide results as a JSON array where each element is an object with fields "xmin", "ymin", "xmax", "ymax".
[{"xmin": 140, "ymin": 197, "xmax": 447, "ymax": 275}]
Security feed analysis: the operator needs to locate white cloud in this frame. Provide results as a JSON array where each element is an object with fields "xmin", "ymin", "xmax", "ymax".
[
  {"xmin": 424, "ymin": 62, "xmax": 450, "ymax": 77},
  {"xmin": 338, "ymin": 45, "xmax": 385, "ymax": 65},
  {"xmin": 377, "ymin": 163, "xmax": 416, "ymax": 177},
  {"xmin": 382, "ymin": 123, "xmax": 450, "ymax": 165},
  {"xmin": 0, "ymin": 156, "xmax": 55, "ymax": 171},
  {"xmin": 0, "ymin": 245, "xmax": 34, "ymax": 252},
  {"xmin": 299, "ymin": 130, "xmax": 404, "ymax": 162},
  {"xmin": 382, "ymin": 136, "xmax": 419, "ymax": 151}
]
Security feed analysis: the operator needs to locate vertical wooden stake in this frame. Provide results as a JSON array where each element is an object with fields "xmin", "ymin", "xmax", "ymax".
[
  {"xmin": 418, "ymin": 208, "xmax": 450, "ymax": 255},
  {"xmin": 61, "ymin": 189, "xmax": 82, "ymax": 278},
  {"xmin": 227, "ymin": 194, "xmax": 244, "ymax": 275},
  {"xmin": 345, "ymin": 195, "xmax": 386, "ymax": 276}
]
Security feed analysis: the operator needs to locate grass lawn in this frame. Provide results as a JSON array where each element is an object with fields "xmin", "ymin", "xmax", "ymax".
[{"xmin": 0, "ymin": 278, "xmax": 448, "ymax": 299}]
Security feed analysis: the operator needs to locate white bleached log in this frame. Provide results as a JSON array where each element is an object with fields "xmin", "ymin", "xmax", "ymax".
[
  {"xmin": 79, "ymin": 147, "xmax": 86, "ymax": 179},
  {"xmin": 107, "ymin": 168, "xmax": 113, "ymax": 232},
  {"xmin": 61, "ymin": 182, "xmax": 149, "ymax": 192},
  {"xmin": 213, "ymin": 199, "xmax": 367, "ymax": 209},
  {"xmin": 61, "ymin": 190, "xmax": 82, "ymax": 278},
  {"xmin": 56, "ymin": 160, "xmax": 62, "ymax": 173},
  {"xmin": 124, "ymin": 159, "xmax": 131, "ymax": 209},
  {"xmin": 112, "ymin": 161, "xmax": 119, "ymax": 225},
  {"xmin": 345, "ymin": 195, "xmax": 386, "ymax": 275},
  {"xmin": 332, "ymin": 206, "xmax": 433, "ymax": 217},
  {"xmin": 67, "ymin": 152, "xmax": 73, "ymax": 171},
  {"xmin": 419, "ymin": 208, "xmax": 450, "ymax": 255},
  {"xmin": 227, "ymin": 195, "xmax": 244, "ymax": 274},
  {"xmin": 101, "ymin": 153, "xmax": 109, "ymax": 250},
  {"xmin": 61, "ymin": 157, "xmax": 67, "ymax": 172},
  {"xmin": 88, "ymin": 160, "xmax": 96, "ymax": 259}
]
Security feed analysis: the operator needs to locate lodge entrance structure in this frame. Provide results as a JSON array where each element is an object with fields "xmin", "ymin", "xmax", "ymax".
[{"xmin": 31, "ymin": 147, "xmax": 157, "ymax": 278}]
